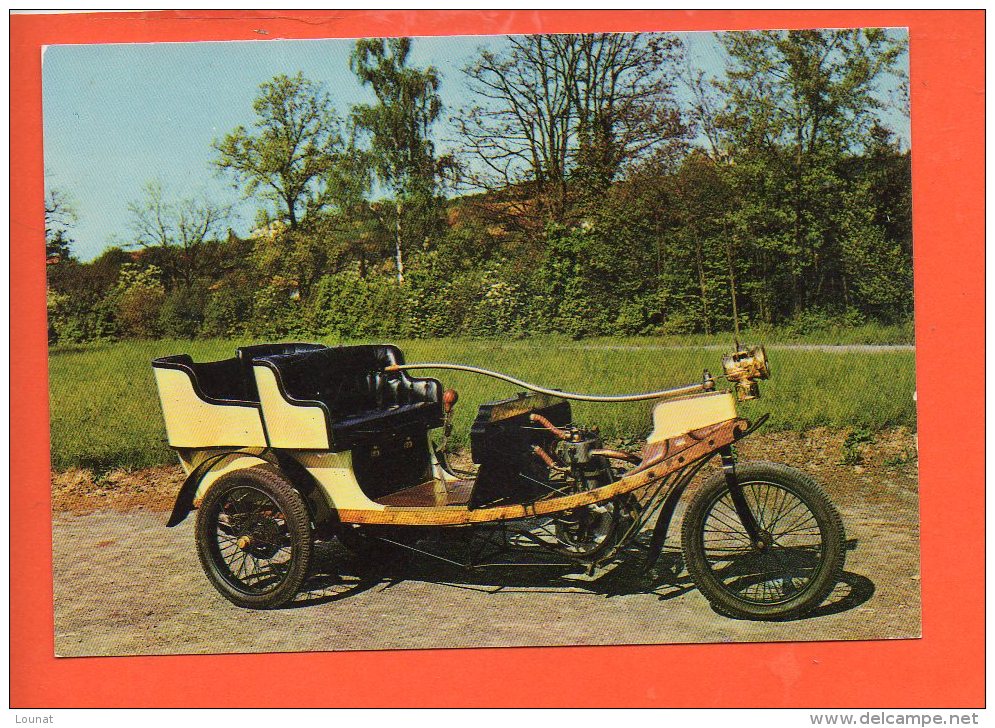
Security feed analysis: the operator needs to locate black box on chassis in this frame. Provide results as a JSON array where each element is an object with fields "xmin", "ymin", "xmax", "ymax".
[{"xmin": 468, "ymin": 393, "xmax": 571, "ymax": 509}]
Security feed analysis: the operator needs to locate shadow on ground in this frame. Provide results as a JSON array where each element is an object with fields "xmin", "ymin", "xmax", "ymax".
[{"xmin": 289, "ymin": 530, "xmax": 874, "ymax": 621}]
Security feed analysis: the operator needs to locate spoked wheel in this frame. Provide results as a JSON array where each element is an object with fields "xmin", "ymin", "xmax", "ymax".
[
  {"xmin": 195, "ymin": 465, "xmax": 313, "ymax": 609},
  {"xmin": 682, "ymin": 461, "xmax": 846, "ymax": 620}
]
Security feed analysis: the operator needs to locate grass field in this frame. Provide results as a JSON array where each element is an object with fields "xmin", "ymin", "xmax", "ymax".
[{"xmin": 48, "ymin": 336, "xmax": 917, "ymax": 472}]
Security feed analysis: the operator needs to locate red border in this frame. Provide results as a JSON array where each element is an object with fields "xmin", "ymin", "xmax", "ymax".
[{"xmin": 11, "ymin": 10, "xmax": 985, "ymax": 708}]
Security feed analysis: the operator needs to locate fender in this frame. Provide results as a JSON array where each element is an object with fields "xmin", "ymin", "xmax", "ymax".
[
  {"xmin": 270, "ymin": 450, "xmax": 337, "ymax": 534},
  {"xmin": 165, "ymin": 450, "xmax": 272, "ymax": 527},
  {"xmin": 165, "ymin": 449, "xmax": 336, "ymax": 531}
]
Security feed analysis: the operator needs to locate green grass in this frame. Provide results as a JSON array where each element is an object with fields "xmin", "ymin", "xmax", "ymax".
[
  {"xmin": 579, "ymin": 321, "xmax": 915, "ymax": 347},
  {"xmin": 48, "ymin": 336, "xmax": 917, "ymax": 472}
]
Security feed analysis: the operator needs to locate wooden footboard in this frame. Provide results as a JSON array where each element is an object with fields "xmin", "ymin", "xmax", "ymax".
[{"xmin": 338, "ymin": 418, "xmax": 748, "ymax": 526}]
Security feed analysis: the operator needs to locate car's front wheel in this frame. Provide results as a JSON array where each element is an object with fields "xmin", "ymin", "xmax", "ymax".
[{"xmin": 681, "ymin": 461, "xmax": 846, "ymax": 620}]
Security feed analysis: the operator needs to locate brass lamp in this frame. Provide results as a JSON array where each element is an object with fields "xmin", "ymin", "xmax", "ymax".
[{"xmin": 721, "ymin": 346, "xmax": 770, "ymax": 401}]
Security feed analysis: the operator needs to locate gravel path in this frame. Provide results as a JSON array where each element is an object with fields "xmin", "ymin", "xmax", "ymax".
[{"xmin": 52, "ymin": 464, "xmax": 920, "ymax": 657}]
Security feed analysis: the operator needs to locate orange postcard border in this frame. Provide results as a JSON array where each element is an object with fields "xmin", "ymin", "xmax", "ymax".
[{"xmin": 10, "ymin": 9, "xmax": 985, "ymax": 708}]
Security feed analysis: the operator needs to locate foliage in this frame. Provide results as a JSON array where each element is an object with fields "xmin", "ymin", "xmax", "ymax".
[
  {"xmin": 45, "ymin": 187, "xmax": 77, "ymax": 261},
  {"xmin": 127, "ymin": 181, "xmax": 229, "ymax": 287},
  {"xmin": 247, "ymin": 277, "xmax": 305, "ymax": 338},
  {"xmin": 47, "ymin": 287, "xmax": 116, "ymax": 344},
  {"xmin": 201, "ymin": 286, "xmax": 250, "ymax": 338},
  {"xmin": 841, "ymin": 426, "xmax": 875, "ymax": 465},
  {"xmin": 713, "ymin": 29, "xmax": 908, "ymax": 322},
  {"xmin": 304, "ymin": 271, "xmax": 408, "ymax": 339},
  {"xmin": 458, "ymin": 33, "xmax": 687, "ymax": 230},
  {"xmin": 157, "ymin": 282, "xmax": 210, "ymax": 339},
  {"xmin": 111, "ymin": 264, "xmax": 167, "ymax": 339},
  {"xmin": 350, "ymin": 37, "xmax": 447, "ymax": 283},
  {"xmin": 49, "ymin": 31, "xmax": 913, "ymax": 345},
  {"xmin": 213, "ymin": 73, "xmax": 347, "ymax": 228}
]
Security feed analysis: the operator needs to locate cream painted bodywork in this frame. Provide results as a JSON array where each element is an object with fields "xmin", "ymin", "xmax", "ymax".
[
  {"xmin": 647, "ymin": 391, "xmax": 738, "ymax": 443},
  {"xmin": 157, "ymin": 355, "xmax": 741, "ymax": 521},
  {"xmin": 180, "ymin": 448, "xmax": 390, "ymax": 517},
  {"xmin": 253, "ymin": 365, "xmax": 330, "ymax": 450},
  {"xmin": 191, "ymin": 451, "xmax": 271, "ymax": 503},
  {"xmin": 293, "ymin": 450, "xmax": 387, "ymax": 513},
  {"xmin": 153, "ymin": 367, "xmax": 266, "ymax": 448}
]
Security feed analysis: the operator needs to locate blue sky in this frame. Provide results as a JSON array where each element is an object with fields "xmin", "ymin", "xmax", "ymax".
[{"xmin": 42, "ymin": 30, "xmax": 909, "ymax": 261}]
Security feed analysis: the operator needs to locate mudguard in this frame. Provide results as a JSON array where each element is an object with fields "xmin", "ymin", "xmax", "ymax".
[
  {"xmin": 165, "ymin": 449, "xmax": 336, "ymax": 530},
  {"xmin": 165, "ymin": 450, "xmax": 270, "ymax": 527}
]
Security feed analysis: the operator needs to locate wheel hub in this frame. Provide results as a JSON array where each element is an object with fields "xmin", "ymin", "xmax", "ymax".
[
  {"xmin": 753, "ymin": 529, "xmax": 773, "ymax": 552},
  {"xmin": 237, "ymin": 514, "xmax": 284, "ymax": 559}
]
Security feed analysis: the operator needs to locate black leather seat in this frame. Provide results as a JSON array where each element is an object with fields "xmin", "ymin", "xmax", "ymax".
[
  {"xmin": 152, "ymin": 354, "xmax": 254, "ymax": 405},
  {"xmin": 254, "ymin": 345, "xmax": 444, "ymax": 450},
  {"xmin": 236, "ymin": 342, "xmax": 326, "ymax": 400}
]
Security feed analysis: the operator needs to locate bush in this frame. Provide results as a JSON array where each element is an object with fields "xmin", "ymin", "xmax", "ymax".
[
  {"xmin": 248, "ymin": 278, "xmax": 306, "ymax": 338},
  {"xmin": 405, "ymin": 265, "xmax": 481, "ymax": 338},
  {"xmin": 304, "ymin": 272, "xmax": 408, "ymax": 339},
  {"xmin": 201, "ymin": 285, "xmax": 253, "ymax": 337},
  {"xmin": 111, "ymin": 264, "xmax": 166, "ymax": 338},
  {"xmin": 782, "ymin": 307, "xmax": 868, "ymax": 338},
  {"xmin": 659, "ymin": 311, "xmax": 700, "ymax": 336},
  {"xmin": 47, "ymin": 288, "xmax": 117, "ymax": 344},
  {"xmin": 158, "ymin": 283, "xmax": 209, "ymax": 339},
  {"xmin": 465, "ymin": 278, "xmax": 530, "ymax": 337}
]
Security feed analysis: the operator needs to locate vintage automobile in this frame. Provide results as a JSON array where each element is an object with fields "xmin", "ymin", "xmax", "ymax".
[{"xmin": 152, "ymin": 342, "xmax": 845, "ymax": 620}]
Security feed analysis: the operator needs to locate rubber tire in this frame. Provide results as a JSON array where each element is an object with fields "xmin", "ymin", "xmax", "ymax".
[
  {"xmin": 195, "ymin": 465, "xmax": 313, "ymax": 610},
  {"xmin": 681, "ymin": 461, "xmax": 846, "ymax": 621}
]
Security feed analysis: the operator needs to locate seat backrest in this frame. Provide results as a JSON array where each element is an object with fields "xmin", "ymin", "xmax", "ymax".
[
  {"xmin": 236, "ymin": 342, "xmax": 326, "ymax": 400},
  {"xmin": 151, "ymin": 353, "xmax": 268, "ymax": 448},
  {"xmin": 256, "ymin": 344, "xmax": 438, "ymax": 419},
  {"xmin": 153, "ymin": 353, "xmax": 253, "ymax": 403},
  {"xmin": 195, "ymin": 356, "xmax": 254, "ymax": 402}
]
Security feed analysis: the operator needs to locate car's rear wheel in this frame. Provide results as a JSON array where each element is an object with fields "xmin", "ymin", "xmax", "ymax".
[{"xmin": 195, "ymin": 465, "xmax": 312, "ymax": 609}]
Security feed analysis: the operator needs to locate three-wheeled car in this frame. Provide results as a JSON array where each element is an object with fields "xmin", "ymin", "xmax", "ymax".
[{"xmin": 152, "ymin": 342, "xmax": 845, "ymax": 620}]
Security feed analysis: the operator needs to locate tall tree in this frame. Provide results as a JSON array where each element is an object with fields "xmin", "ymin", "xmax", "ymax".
[
  {"xmin": 127, "ymin": 181, "xmax": 229, "ymax": 287},
  {"xmin": 567, "ymin": 33, "xmax": 687, "ymax": 197},
  {"xmin": 350, "ymin": 37, "xmax": 444, "ymax": 284},
  {"xmin": 459, "ymin": 34, "xmax": 575, "ymax": 229},
  {"xmin": 458, "ymin": 33, "xmax": 686, "ymax": 231},
  {"xmin": 715, "ymin": 29, "xmax": 907, "ymax": 319},
  {"xmin": 213, "ymin": 73, "xmax": 345, "ymax": 229}
]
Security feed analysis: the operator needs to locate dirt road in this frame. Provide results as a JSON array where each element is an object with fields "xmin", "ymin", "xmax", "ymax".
[{"xmin": 52, "ymin": 430, "xmax": 920, "ymax": 657}]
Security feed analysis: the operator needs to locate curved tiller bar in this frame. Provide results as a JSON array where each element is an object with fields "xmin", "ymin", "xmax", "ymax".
[{"xmin": 384, "ymin": 362, "xmax": 715, "ymax": 403}]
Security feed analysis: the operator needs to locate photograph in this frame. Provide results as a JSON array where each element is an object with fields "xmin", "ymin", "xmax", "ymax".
[{"xmin": 42, "ymin": 24, "xmax": 922, "ymax": 658}]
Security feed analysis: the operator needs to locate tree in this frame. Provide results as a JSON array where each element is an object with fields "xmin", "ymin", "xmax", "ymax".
[
  {"xmin": 350, "ymin": 37, "xmax": 445, "ymax": 283},
  {"xmin": 127, "ymin": 181, "xmax": 229, "ymax": 287},
  {"xmin": 458, "ymin": 33, "xmax": 686, "ymax": 231},
  {"xmin": 459, "ymin": 35, "xmax": 575, "ymax": 229},
  {"xmin": 213, "ymin": 73, "xmax": 345, "ymax": 229},
  {"xmin": 715, "ymin": 29, "xmax": 907, "ymax": 320},
  {"xmin": 45, "ymin": 187, "xmax": 77, "ymax": 261},
  {"xmin": 567, "ymin": 33, "xmax": 687, "ymax": 197}
]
